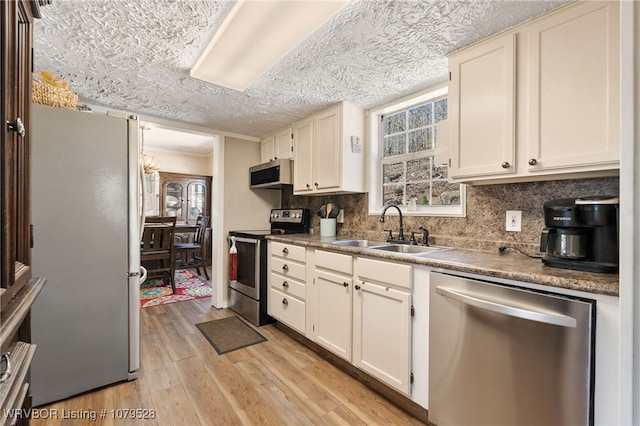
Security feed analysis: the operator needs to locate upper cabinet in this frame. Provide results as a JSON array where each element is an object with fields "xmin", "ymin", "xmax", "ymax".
[
  {"xmin": 260, "ymin": 127, "xmax": 293, "ymax": 163},
  {"xmin": 292, "ymin": 102, "xmax": 365, "ymax": 195},
  {"xmin": 159, "ymin": 172, "xmax": 212, "ymax": 224},
  {"xmin": 448, "ymin": 0, "xmax": 620, "ymax": 184},
  {"xmin": 448, "ymin": 32, "xmax": 516, "ymax": 179}
]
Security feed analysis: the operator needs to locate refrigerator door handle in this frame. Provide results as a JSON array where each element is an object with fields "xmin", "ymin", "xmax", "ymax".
[{"xmin": 139, "ymin": 163, "xmax": 146, "ymax": 240}]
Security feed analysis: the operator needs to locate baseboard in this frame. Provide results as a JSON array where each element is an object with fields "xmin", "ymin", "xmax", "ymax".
[{"xmin": 275, "ymin": 322, "xmax": 430, "ymax": 424}]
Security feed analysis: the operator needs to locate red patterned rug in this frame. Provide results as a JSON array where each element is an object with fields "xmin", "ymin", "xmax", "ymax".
[{"xmin": 140, "ymin": 269, "xmax": 211, "ymax": 308}]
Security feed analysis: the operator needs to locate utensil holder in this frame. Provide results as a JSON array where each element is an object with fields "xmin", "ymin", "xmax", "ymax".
[{"xmin": 320, "ymin": 218, "xmax": 336, "ymax": 237}]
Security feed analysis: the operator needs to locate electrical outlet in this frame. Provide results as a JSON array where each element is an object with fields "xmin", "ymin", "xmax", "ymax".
[{"xmin": 506, "ymin": 210, "xmax": 522, "ymax": 232}]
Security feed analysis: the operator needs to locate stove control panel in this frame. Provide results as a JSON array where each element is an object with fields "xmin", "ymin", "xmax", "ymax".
[{"xmin": 270, "ymin": 208, "xmax": 308, "ymax": 223}]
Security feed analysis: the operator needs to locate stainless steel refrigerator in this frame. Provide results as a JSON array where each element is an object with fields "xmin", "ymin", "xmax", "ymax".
[{"xmin": 30, "ymin": 104, "xmax": 142, "ymax": 406}]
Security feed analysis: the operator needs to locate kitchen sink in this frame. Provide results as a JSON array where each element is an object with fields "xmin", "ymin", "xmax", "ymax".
[
  {"xmin": 330, "ymin": 239, "xmax": 389, "ymax": 248},
  {"xmin": 330, "ymin": 239, "xmax": 450, "ymax": 257},
  {"xmin": 369, "ymin": 244, "xmax": 450, "ymax": 255}
]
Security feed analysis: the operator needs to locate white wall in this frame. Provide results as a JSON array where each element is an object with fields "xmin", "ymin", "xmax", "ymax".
[
  {"xmin": 210, "ymin": 136, "xmax": 280, "ymax": 308},
  {"xmin": 146, "ymin": 148, "xmax": 213, "ymax": 176}
]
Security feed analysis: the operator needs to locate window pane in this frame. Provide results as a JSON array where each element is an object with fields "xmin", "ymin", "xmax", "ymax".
[
  {"xmin": 408, "ymin": 103, "xmax": 432, "ymax": 129},
  {"xmin": 432, "ymin": 163, "xmax": 447, "ymax": 180},
  {"xmin": 435, "ymin": 98, "xmax": 448, "ymax": 123},
  {"xmin": 383, "ymin": 184, "xmax": 404, "ymax": 205},
  {"xmin": 432, "ymin": 180, "xmax": 461, "ymax": 205},
  {"xmin": 408, "ymin": 128, "xmax": 433, "ymax": 153},
  {"xmin": 383, "ymin": 162, "xmax": 404, "ymax": 184},
  {"xmin": 407, "ymin": 182, "xmax": 431, "ymax": 205},
  {"xmin": 406, "ymin": 158, "xmax": 431, "ymax": 182},
  {"xmin": 383, "ymin": 134, "xmax": 405, "ymax": 157},
  {"xmin": 383, "ymin": 111, "xmax": 406, "ymax": 134}
]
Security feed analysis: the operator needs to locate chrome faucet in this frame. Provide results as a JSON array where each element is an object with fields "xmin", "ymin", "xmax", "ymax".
[{"xmin": 380, "ymin": 204, "xmax": 405, "ymax": 242}]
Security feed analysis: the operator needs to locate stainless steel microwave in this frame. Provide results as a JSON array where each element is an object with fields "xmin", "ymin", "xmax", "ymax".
[{"xmin": 249, "ymin": 159, "xmax": 292, "ymax": 189}]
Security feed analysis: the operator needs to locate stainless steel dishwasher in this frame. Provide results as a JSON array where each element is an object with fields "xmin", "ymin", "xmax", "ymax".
[{"xmin": 429, "ymin": 271, "xmax": 595, "ymax": 426}]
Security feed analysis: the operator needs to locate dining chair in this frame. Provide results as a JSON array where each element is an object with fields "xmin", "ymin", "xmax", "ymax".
[
  {"xmin": 141, "ymin": 216, "xmax": 177, "ymax": 293},
  {"xmin": 173, "ymin": 215, "xmax": 209, "ymax": 280}
]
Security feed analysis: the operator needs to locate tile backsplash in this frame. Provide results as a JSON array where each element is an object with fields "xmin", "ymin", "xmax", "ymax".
[{"xmin": 282, "ymin": 176, "xmax": 620, "ymax": 254}]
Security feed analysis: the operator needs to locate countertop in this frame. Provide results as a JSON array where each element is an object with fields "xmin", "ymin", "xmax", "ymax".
[{"xmin": 266, "ymin": 234, "xmax": 619, "ymax": 297}]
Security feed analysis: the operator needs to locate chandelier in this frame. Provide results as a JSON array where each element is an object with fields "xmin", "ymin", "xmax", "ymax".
[{"xmin": 140, "ymin": 126, "xmax": 160, "ymax": 174}]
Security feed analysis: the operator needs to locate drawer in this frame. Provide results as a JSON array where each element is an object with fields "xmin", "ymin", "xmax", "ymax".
[
  {"xmin": 270, "ymin": 272, "xmax": 305, "ymax": 300},
  {"xmin": 356, "ymin": 257, "xmax": 412, "ymax": 289},
  {"xmin": 315, "ymin": 249, "xmax": 352, "ymax": 275},
  {"xmin": 271, "ymin": 257, "xmax": 306, "ymax": 281},
  {"xmin": 271, "ymin": 241, "xmax": 306, "ymax": 263},
  {"xmin": 269, "ymin": 287, "xmax": 305, "ymax": 334}
]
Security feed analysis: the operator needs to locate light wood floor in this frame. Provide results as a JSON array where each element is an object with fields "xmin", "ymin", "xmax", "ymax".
[{"xmin": 31, "ymin": 297, "xmax": 425, "ymax": 425}]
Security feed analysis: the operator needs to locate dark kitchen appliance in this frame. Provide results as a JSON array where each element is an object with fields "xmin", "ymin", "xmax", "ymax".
[
  {"xmin": 249, "ymin": 159, "xmax": 293, "ymax": 189},
  {"xmin": 540, "ymin": 196, "xmax": 619, "ymax": 273},
  {"xmin": 228, "ymin": 208, "xmax": 310, "ymax": 325}
]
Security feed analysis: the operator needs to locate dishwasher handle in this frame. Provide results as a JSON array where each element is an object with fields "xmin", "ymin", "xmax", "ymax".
[{"xmin": 435, "ymin": 286, "xmax": 577, "ymax": 328}]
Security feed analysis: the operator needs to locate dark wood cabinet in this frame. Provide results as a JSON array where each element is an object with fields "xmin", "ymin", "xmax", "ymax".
[
  {"xmin": 159, "ymin": 172, "xmax": 212, "ymax": 224},
  {"xmin": 1, "ymin": 1, "xmax": 48, "ymax": 423}
]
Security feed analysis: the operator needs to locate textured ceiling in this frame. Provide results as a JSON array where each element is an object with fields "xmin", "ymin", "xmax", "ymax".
[{"xmin": 33, "ymin": 0, "xmax": 569, "ymax": 140}]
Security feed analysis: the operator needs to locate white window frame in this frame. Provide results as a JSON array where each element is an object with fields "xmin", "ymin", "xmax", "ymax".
[{"xmin": 367, "ymin": 82, "xmax": 466, "ymax": 217}]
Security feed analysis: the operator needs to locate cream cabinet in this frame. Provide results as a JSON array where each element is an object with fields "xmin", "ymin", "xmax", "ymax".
[
  {"xmin": 526, "ymin": 1, "xmax": 619, "ymax": 173},
  {"xmin": 260, "ymin": 127, "xmax": 293, "ymax": 163},
  {"xmin": 292, "ymin": 102, "xmax": 365, "ymax": 195},
  {"xmin": 448, "ymin": 0, "xmax": 620, "ymax": 184},
  {"xmin": 268, "ymin": 242, "xmax": 307, "ymax": 334},
  {"xmin": 354, "ymin": 257, "xmax": 412, "ymax": 395},
  {"xmin": 448, "ymin": 32, "xmax": 516, "ymax": 179},
  {"xmin": 314, "ymin": 250, "xmax": 353, "ymax": 361}
]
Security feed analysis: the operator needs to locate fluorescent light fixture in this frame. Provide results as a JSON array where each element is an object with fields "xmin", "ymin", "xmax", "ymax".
[{"xmin": 190, "ymin": 0, "xmax": 349, "ymax": 91}]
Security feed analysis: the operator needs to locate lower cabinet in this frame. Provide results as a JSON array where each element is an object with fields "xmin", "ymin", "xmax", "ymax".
[
  {"xmin": 314, "ymin": 250, "xmax": 353, "ymax": 361},
  {"xmin": 267, "ymin": 242, "xmax": 415, "ymax": 396},
  {"xmin": 353, "ymin": 281, "xmax": 412, "ymax": 394},
  {"xmin": 354, "ymin": 257, "xmax": 412, "ymax": 395},
  {"xmin": 268, "ymin": 242, "xmax": 307, "ymax": 334}
]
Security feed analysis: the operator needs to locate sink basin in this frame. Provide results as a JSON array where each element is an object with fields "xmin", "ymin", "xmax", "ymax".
[
  {"xmin": 330, "ymin": 239, "xmax": 389, "ymax": 248},
  {"xmin": 370, "ymin": 244, "xmax": 449, "ymax": 255}
]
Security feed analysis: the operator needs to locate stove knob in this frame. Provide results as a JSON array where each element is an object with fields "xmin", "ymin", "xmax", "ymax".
[{"xmin": 272, "ymin": 213, "xmax": 279, "ymax": 218}]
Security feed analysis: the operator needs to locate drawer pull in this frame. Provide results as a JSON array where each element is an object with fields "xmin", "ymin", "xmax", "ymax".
[
  {"xmin": 282, "ymin": 247, "xmax": 289, "ymax": 255},
  {"xmin": 282, "ymin": 281, "xmax": 289, "ymax": 288},
  {"xmin": 282, "ymin": 298, "xmax": 289, "ymax": 305},
  {"xmin": 501, "ymin": 162, "xmax": 510, "ymax": 169},
  {"xmin": 528, "ymin": 158, "xmax": 538, "ymax": 166},
  {"xmin": 343, "ymin": 282, "xmax": 348, "ymax": 287},
  {"xmin": 0, "ymin": 352, "xmax": 11, "ymax": 383},
  {"xmin": 282, "ymin": 264, "xmax": 289, "ymax": 271}
]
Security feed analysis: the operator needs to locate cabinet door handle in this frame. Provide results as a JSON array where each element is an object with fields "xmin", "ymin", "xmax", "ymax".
[
  {"xmin": 314, "ymin": 182, "xmax": 319, "ymax": 187},
  {"xmin": 0, "ymin": 352, "xmax": 11, "ymax": 383},
  {"xmin": 306, "ymin": 183, "xmax": 310, "ymax": 189},
  {"xmin": 355, "ymin": 285, "xmax": 361, "ymax": 290},
  {"xmin": 282, "ymin": 264, "xmax": 289, "ymax": 271},
  {"xmin": 282, "ymin": 281, "xmax": 289, "ymax": 288},
  {"xmin": 501, "ymin": 162, "xmax": 510, "ymax": 169},
  {"xmin": 282, "ymin": 247, "xmax": 289, "ymax": 255},
  {"xmin": 528, "ymin": 158, "xmax": 538, "ymax": 166},
  {"xmin": 343, "ymin": 282, "xmax": 348, "ymax": 287},
  {"xmin": 282, "ymin": 298, "xmax": 289, "ymax": 305},
  {"xmin": 7, "ymin": 118, "xmax": 25, "ymax": 137}
]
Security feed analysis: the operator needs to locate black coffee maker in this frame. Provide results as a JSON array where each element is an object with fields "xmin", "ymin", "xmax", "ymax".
[{"xmin": 540, "ymin": 196, "xmax": 619, "ymax": 273}]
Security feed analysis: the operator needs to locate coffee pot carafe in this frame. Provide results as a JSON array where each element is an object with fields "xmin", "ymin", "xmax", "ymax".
[{"xmin": 540, "ymin": 196, "xmax": 619, "ymax": 273}]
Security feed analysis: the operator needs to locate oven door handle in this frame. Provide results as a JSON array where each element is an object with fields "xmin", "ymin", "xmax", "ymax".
[
  {"xmin": 228, "ymin": 236, "xmax": 260, "ymax": 244},
  {"xmin": 435, "ymin": 286, "xmax": 577, "ymax": 328}
]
